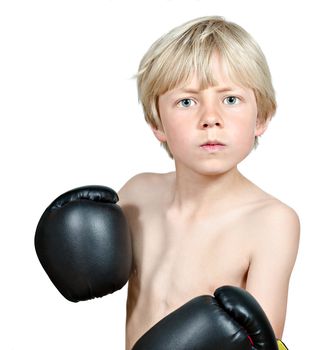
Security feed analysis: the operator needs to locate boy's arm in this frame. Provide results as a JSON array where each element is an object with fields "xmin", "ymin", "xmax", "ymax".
[
  {"xmin": 118, "ymin": 172, "xmax": 156, "ymax": 274},
  {"xmin": 245, "ymin": 204, "xmax": 300, "ymax": 339}
]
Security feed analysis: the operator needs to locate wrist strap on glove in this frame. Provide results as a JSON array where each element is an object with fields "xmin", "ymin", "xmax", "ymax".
[{"xmin": 277, "ymin": 339, "xmax": 288, "ymax": 349}]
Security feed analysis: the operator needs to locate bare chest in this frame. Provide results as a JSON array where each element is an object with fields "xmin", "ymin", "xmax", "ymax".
[
  {"xmin": 125, "ymin": 210, "xmax": 253, "ymax": 349},
  {"xmin": 125, "ymin": 194, "xmax": 275, "ymax": 349},
  {"xmin": 130, "ymin": 208, "xmax": 251, "ymax": 309}
]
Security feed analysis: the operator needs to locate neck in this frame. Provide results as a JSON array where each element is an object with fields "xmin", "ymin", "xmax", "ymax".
[{"xmin": 168, "ymin": 164, "xmax": 248, "ymax": 217}]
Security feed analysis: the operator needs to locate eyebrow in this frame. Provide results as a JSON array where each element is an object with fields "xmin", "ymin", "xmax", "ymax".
[
  {"xmin": 176, "ymin": 86, "xmax": 242, "ymax": 94},
  {"xmin": 176, "ymin": 89, "xmax": 200, "ymax": 94},
  {"xmin": 215, "ymin": 86, "xmax": 239, "ymax": 93}
]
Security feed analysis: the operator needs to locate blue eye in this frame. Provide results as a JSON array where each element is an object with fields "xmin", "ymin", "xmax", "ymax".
[
  {"xmin": 223, "ymin": 96, "xmax": 240, "ymax": 105},
  {"xmin": 178, "ymin": 99, "xmax": 195, "ymax": 108}
]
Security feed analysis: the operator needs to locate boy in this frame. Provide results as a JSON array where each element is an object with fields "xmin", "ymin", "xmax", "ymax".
[{"xmin": 118, "ymin": 16, "xmax": 300, "ymax": 349}]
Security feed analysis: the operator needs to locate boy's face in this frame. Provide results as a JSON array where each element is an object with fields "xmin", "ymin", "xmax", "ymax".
[{"xmin": 154, "ymin": 52, "xmax": 268, "ymax": 175}]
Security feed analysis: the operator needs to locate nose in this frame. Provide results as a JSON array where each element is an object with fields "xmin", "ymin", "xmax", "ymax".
[{"xmin": 200, "ymin": 109, "xmax": 223, "ymax": 129}]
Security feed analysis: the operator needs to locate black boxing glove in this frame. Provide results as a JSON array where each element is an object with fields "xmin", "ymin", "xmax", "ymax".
[
  {"xmin": 132, "ymin": 286, "xmax": 278, "ymax": 350},
  {"xmin": 35, "ymin": 185, "xmax": 132, "ymax": 302}
]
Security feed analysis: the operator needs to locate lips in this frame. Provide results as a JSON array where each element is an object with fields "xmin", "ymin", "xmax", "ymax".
[
  {"xmin": 200, "ymin": 140, "xmax": 226, "ymax": 147},
  {"xmin": 200, "ymin": 140, "xmax": 226, "ymax": 151}
]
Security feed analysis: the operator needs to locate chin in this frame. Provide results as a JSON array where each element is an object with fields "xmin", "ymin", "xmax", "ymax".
[
  {"xmin": 193, "ymin": 164, "xmax": 234, "ymax": 177},
  {"xmin": 175, "ymin": 155, "xmax": 239, "ymax": 176}
]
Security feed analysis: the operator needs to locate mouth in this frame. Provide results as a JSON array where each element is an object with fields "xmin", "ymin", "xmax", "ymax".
[{"xmin": 200, "ymin": 140, "xmax": 226, "ymax": 151}]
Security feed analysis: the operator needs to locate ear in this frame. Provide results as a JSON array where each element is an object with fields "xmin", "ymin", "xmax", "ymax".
[
  {"xmin": 151, "ymin": 125, "xmax": 167, "ymax": 142},
  {"xmin": 255, "ymin": 117, "xmax": 270, "ymax": 137}
]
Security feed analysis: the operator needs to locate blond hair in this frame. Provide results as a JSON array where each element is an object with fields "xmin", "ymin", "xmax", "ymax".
[{"xmin": 136, "ymin": 16, "xmax": 277, "ymax": 158}]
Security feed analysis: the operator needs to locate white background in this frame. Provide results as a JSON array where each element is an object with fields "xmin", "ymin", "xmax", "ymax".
[{"xmin": 1, "ymin": 0, "xmax": 308, "ymax": 349}]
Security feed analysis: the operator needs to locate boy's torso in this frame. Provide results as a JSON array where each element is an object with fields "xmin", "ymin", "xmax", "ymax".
[{"xmin": 123, "ymin": 172, "xmax": 278, "ymax": 350}]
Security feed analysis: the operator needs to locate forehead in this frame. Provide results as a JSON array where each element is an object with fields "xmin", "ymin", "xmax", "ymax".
[
  {"xmin": 171, "ymin": 51, "xmax": 249, "ymax": 93},
  {"xmin": 209, "ymin": 51, "xmax": 233, "ymax": 85}
]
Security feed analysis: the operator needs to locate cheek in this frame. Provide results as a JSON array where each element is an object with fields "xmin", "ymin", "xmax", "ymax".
[
  {"xmin": 161, "ymin": 110, "xmax": 183, "ymax": 139},
  {"xmin": 229, "ymin": 117, "xmax": 256, "ymax": 152},
  {"xmin": 165, "ymin": 124, "xmax": 189, "ymax": 148},
  {"xmin": 162, "ymin": 119, "xmax": 192, "ymax": 156}
]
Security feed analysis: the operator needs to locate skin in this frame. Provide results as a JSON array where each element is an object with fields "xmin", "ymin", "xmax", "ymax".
[
  {"xmin": 119, "ymin": 52, "xmax": 300, "ymax": 349},
  {"xmin": 155, "ymin": 54, "xmax": 262, "ymax": 183}
]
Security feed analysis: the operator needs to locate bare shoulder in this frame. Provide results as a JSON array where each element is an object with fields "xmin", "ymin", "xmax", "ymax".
[
  {"xmin": 117, "ymin": 172, "xmax": 173, "ymax": 246},
  {"xmin": 256, "ymin": 197, "xmax": 300, "ymax": 237},
  {"xmin": 250, "ymin": 195, "xmax": 300, "ymax": 259},
  {"xmin": 118, "ymin": 171, "xmax": 173, "ymax": 207},
  {"xmin": 242, "ymin": 180, "xmax": 300, "ymax": 242}
]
